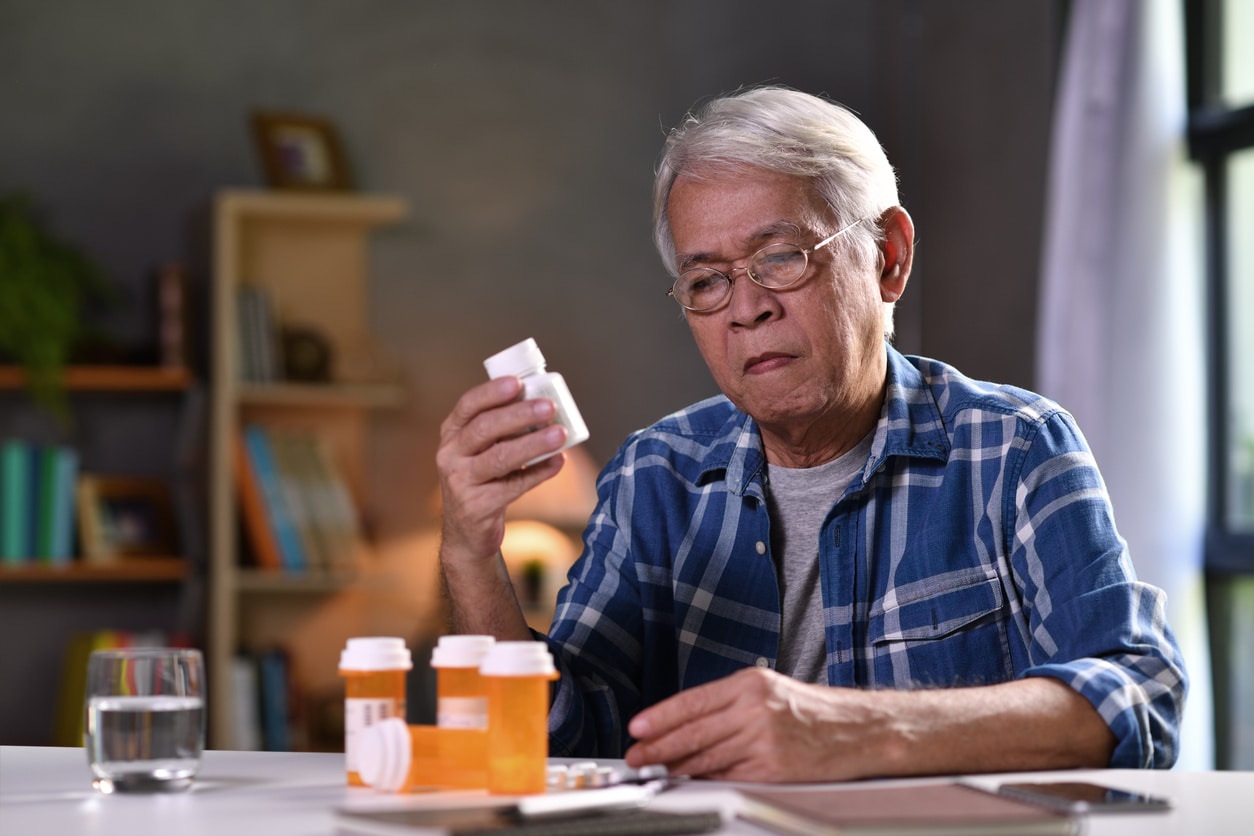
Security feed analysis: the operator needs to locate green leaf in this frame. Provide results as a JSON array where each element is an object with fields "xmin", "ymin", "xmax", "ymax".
[{"xmin": 0, "ymin": 192, "xmax": 118, "ymax": 425}]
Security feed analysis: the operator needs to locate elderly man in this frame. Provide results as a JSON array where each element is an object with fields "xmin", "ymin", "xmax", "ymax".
[{"xmin": 435, "ymin": 86, "xmax": 1187, "ymax": 782}]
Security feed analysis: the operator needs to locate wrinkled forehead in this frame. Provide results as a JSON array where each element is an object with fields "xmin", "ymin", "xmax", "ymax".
[{"xmin": 668, "ymin": 169, "xmax": 831, "ymax": 255}]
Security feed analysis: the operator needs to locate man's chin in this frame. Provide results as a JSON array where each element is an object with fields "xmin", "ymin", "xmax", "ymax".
[{"xmin": 734, "ymin": 391, "xmax": 814, "ymax": 426}]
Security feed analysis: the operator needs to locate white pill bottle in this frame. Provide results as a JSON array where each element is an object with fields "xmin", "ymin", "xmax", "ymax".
[{"xmin": 484, "ymin": 338, "xmax": 589, "ymax": 465}]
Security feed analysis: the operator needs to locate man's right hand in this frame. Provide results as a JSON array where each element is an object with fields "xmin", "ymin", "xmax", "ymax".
[{"xmin": 435, "ymin": 375, "xmax": 568, "ymax": 636}]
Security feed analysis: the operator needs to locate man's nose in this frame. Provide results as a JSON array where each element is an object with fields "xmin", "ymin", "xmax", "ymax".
[{"xmin": 726, "ymin": 266, "xmax": 777, "ymax": 325}]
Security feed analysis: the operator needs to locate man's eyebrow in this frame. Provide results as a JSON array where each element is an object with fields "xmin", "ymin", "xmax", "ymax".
[{"xmin": 676, "ymin": 222, "xmax": 804, "ymax": 271}]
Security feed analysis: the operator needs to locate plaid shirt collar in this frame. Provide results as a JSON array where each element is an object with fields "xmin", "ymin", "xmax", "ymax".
[{"xmin": 698, "ymin": 345, "xmax": 952, "ymax": 498}]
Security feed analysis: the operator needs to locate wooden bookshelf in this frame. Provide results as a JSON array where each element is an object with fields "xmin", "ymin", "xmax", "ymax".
[
  {"xmin": 0, "ymin": 558, "xmax": 190, "ymax": 583},
  {"xmin": 236, "ymin": 381, "xmax": 404, "ymax": 409},
  {"xmin": 0, "ymin": 365, "xmax": 193, "ymax": 391},
  {"xmin": 208, "ymin": 189, "xmax": 408, "ymax": 751},
  {"xmin": 1, "ymin": 363, "xmax": 198, "ymax": 573}
]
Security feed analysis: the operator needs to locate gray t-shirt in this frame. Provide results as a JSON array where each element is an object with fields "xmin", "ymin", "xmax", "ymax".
[{"xmin": 764, "ymin": 432, "xmax": 874, "ymax": 683}]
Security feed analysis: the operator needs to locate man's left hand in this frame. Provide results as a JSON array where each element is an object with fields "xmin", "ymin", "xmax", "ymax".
[
  {"xmin": 623, "ymin": 666, "xmax": 1115, "ymax": 782},
  {"xmin": 624, "ymin": 667, "xmax": 899, "ymax": 782}
]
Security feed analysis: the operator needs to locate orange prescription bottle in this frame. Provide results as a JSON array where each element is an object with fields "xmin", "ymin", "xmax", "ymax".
[
  {"xmin": 480, "ymin": 641, "xmax": 559, "ymax": 795},
  {"xmin": 431, "ymin": 635, "xmax": 494, "ymax": 730},
  {"xmin": 356, "ymin": 718, "xmax": 489, "ymax": 792},
  {"xmin": 338, "ymin": 637, "xmax": 413, "ymax": 786}
]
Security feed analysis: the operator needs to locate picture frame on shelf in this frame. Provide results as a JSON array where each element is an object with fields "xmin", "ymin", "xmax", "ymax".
[
  {"xmin": 76, "ymin": 476, "xmax": 178, "ymax": 561},
  {"xmin": 250, "ymin": 110, "xmax": 353, "ymax": 191}
]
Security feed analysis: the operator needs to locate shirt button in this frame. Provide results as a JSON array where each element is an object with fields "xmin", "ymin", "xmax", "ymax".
[
  {"xmin": 755, "ymin": 657, "xmax": 771, "ymax": 668},
  {"xmin": 755, "ymin": 541, "xmax": 767, "ymax": 555}
]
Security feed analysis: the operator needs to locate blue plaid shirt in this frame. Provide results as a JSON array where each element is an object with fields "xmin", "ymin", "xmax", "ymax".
[{"xmin": 543, "ymin": 346, "xmax": 1186, "ymax": 769}]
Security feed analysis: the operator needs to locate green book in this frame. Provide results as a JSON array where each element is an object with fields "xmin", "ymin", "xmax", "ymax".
[
  {"xmin": 48, "ymin": 446, "xmax": 79, "ymax": 564},
  {"xmin": 36, "ymin": 445, "xmax": 59, "ymax": 560},
  {"xmin": 1, "ymin": 440, "xmax": 32, "ymax": 563}
]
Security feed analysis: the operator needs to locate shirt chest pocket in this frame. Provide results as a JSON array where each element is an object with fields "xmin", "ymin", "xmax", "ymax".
[{"xmin": 868, "ymin": 573, "xmax": 1014, "ymax": 688}]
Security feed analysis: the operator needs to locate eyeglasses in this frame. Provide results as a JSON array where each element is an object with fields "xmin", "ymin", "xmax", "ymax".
[{"xmin": 666, "ymin": 217, "xmax": 868, "ymax": 312}]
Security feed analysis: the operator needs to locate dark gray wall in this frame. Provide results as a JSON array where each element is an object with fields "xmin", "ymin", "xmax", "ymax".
[
  {"xmin": 0, "ymin": 0, "xmax": 1059, "ymax": 742},
  {"xmin": 0, "ymin": 0, "xmax": 1059, "ymax": 479}
]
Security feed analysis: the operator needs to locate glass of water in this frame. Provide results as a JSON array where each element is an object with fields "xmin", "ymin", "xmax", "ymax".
[{"xmin": 85, "ymin": 647, "xmax": 205, "ymax": 793}]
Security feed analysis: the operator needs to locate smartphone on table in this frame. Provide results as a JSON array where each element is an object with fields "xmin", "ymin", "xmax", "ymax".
[{"xmin": 997, "ymin": 781, "xmax": 1172, "ymax": 814}]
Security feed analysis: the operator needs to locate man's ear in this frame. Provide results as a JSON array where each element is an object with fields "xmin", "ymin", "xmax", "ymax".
[{"xmin": 878, "ymin": 206, "xmax": 914, "ymax": 303}]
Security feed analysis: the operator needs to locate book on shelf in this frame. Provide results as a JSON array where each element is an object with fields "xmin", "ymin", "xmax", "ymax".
[
  {"xmin": 241, "ymin": 425, "xmax": 308, "ymax": 571},
  {"xmin": 303, "ymin": 432, "xmax": 364, "ymax": 570},
  {"xmin": 43, "ymin": 445, "xmax": 78, "ymax": 564},
  {"xmin": 1, "ymin": 439, "xmax": 30, "ymax": 563},
  {"xmin": 258, "ymin": 646, "xmax": 294, "ymax": 752},
  {"xmin": 228, "ymin": 654, "xmax": 263, "ymax": 750},
  {"xmin": 268, "ymin": 430, "xmax": 328, "ymax": 570},
  {"xmin": 237, "ymin": 424, "xmax": 364, "ymax": 574},
  {"xmin": 236, "ymin": 283, "xmax": 281, "ymax": 384},
  {"xmin": 235, "ymin": 432, "xmax": 283, "ymax": 571},
  {"xmin": 737, "ymin": 781, "xmax": 1078, "ymax": 836},
  {"xmin": 226, "ymin": 645, "xmax": 308, "ymax": 753},
  {"xmin": 34, "ymin": 444, "xmax": 56, "ymax": 557},
  {"xmin": 0, "ymin": 439, "xmax": 79, "ymax": 565},
  {"xmin": 273, "ymin": 429, "xmax": 363, "ymax": 572},
  {"xmin": 52, "ymin": 447, "xmax": 80, "ymax": 563}
]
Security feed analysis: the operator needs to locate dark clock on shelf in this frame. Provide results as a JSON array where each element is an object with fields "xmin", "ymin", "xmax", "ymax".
[{"xmin": 281, "ymin": 327, "xmax": 332, "ymax": 383}]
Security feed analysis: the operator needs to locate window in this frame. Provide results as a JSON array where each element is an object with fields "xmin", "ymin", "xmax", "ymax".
[
  {"xmin": 1221, "ymin": 0, "xmax": 1254, "ymax": 105},
  {"xmin": 1188, "ymin": 0, "xmax": 1254, "ymax": 771},
  {"xmin": 1187, "ymin": 0, "xmax": 1254, "ymax": 568},
  {"xmin": 1230, "ymin": 150, "xmax": 1254, "ymax": 533}
]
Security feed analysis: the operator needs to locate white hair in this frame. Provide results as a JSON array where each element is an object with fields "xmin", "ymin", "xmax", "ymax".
[{"xmin": 653, "ymin": 86, "xmax": 903, "ymax": 335}]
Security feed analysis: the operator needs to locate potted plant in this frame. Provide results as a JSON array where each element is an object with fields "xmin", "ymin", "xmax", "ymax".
[{"xmin": 0, "ymin": 193, "xmax": 113, "ymax": 422}]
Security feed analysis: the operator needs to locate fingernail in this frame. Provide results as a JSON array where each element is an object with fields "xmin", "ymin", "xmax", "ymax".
[{"xmin": 533, "ymin": 399, "xmax": 556, "ymax": 420}]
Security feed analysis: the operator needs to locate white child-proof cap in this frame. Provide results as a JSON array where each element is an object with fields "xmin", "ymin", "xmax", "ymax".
[
  {"xmin": 479, "ymin": 641, "xmax": 557, "ymax": 677},
  {"xmin": 356, "ymin": 717, "xmax": 410, "ymax": 792},
  {"xmin": 430, "ymin": 635, "xmax": 495, "ymax": 668},
  {"xmin": 338, "ymin": 637, "xmax": 413, "ymax": 672},
  {"xmin": 483, "ymin": 338, "xmax": 545, "ymax": 379}
]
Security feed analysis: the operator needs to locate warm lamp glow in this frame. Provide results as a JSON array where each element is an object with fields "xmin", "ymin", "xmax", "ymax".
[
  {"xmin": 501, "ymin": 520, "xmax": 578, "ymax": 574},
  {"xmin": 501, "ymin": 520, "xmax": 580, "ymax": 630}
]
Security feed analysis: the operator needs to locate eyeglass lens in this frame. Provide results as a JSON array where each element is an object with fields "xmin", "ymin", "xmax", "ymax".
[{"xmin": 675, "ymin": 243, "xmax": 809, "ymax": 311}]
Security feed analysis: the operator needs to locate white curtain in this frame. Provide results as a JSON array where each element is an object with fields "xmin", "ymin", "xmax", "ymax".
[{"xmin": 1038, "ymin": 0, "xmax": 1213, "ymax": 769}]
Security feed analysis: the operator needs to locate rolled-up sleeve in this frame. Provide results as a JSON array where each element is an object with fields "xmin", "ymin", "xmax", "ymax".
[{"xmin": 1010, "ymin": 410, "xmax": 1188, "ymax": 768}]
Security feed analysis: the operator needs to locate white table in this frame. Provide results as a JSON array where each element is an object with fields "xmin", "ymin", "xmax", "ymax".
[{"xmin": 1, "ymin": 745, "xmax": 1252, "ymax": 834}]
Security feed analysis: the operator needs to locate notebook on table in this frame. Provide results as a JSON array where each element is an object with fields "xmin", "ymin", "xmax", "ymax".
[
  {"xmin": 335, "ymin": 805, "xmax": 723, "ymax": 836},
  {"xmin": 737, "ymin": 780, "xmax": 1079, "ymax": 836}
]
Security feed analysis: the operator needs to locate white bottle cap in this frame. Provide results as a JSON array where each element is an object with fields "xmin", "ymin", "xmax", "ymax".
[
  {"xmin": 339, "ymin": 637, "xmax": 413, "ymax": 672},
  {"xmin": 484, "ymin": 338, "xmax": 545, "ymax": 379},
  {"xmin": 357, "ymin": 717, "xmax": 410, "ymax": 791},
  {"xmin": 479, "ymin": 641, "xmax": 557, "ymax": 677},
  {"xmin": 430, "ymin": 635, "xmax": 495, "ymax": 669}
]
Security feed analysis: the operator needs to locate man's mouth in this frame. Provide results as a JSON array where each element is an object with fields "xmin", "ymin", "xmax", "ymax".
[{"xmin": 744, "ymin": 352, "xmax": 795, "ymax": 374}]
